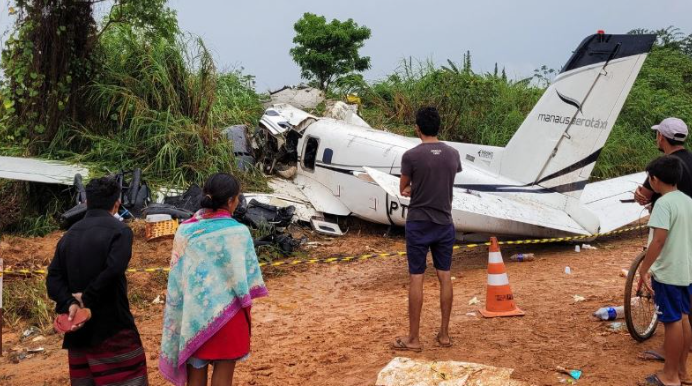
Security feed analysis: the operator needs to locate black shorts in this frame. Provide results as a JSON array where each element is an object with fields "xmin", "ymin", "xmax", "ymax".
[{"xmin": 405, "ymin": 221, "xmax": 455, "ymax": 274}]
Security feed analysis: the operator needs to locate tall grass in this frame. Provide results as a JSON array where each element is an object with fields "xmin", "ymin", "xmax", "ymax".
[
  {"xmin": 362, "ymin": 58, "xmax": 541, "ymax": 145},
  {"xmin": 44, "ymin": 27, "xmax": 266, "ymax": 191},
  {"xmin": 362, "ymin": 46, "xmax": 692, "ymax": 179}
]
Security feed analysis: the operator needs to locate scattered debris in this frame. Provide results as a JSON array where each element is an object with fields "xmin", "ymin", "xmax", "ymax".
[
  {"xmin": 222, "ymin": 125, "xmax": 255, "ymax": 171},
  {"xmin": 593, "ymin": 306, "xmax": 625, "ymax": 321},
  {"xmin": 465, "ymin": 312, "xmax": 477, "ymax": 317},
  {"xmin": 324, "ymin": 101, "xmax": 371, "ymax": 128},
  {"xmin": 510, "ymin": 253, "xmax": 535, "ymax": 262},
  {"xmin": 27, "ymin": 347, "xmax": 44, "ymax": 354},
  {"xmin": 574, "ymin": 245, "xmax": 581, "ymax": 253},
  {"xmin": 30, "ymin": 336, "xmax": 46, "ymax": 343},
  {"xmin": 609, "ymin": 322, "xmax": 625, "ymax": 332},
  {"xmin": 564, "ymin": 266, "xmax": 572, "ymax": 275},
  {"xmin": 310, "ymin": 218, "xmax": 343, "ymax": 236},
  {"xmin": 556, "ymin": 366, "xmax": 582, "ymax": 380},
  {"xmin": 468, "ymin": 297, "xmax": 480, "ymax": 306},
  {"xmin": 573, "ymin": 295, "xmax": 586, "ymax": 303},
  {"xmin": 267, "ymin": 86, "xmax": 325, "ymax": 110},
  {"xmin": 620, "ymin": 269, "xmax": 629, "ymax": 278},
  {"xmin": 376, "ymin": 357, "xmax": 529, "ymax": 386},
  {"xmin": 582, "ymin": 244, "xmax": 598, "ymax": 250},
  {"xmin": 21, "ymin": 327, "xmax": 40, "ymax": 341},
  {"xmin": 152, "ymin": 295, "xmax": 163, "ymax": 305}
]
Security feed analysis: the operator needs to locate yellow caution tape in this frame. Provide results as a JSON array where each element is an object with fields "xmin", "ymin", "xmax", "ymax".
[{"xmin": 0, "ymin": 225, "xmax": 646, "ymax": 277}]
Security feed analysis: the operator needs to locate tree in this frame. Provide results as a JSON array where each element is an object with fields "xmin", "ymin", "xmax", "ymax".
[
  {"xmin": 290, "ymin": 13, "xmax": 371, "ymax": 92},
  {"xmin": 0, "ymin": 0, "xmax": 178, "ymax": 153}
]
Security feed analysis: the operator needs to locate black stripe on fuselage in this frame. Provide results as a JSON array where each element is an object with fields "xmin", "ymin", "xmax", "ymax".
[{"xmin": 314, "ymin": 148, "xmax": 598, "ymax": 195}]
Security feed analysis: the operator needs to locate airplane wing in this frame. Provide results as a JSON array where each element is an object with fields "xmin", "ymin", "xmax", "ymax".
[
  {"xmin": 364, "ymin": 167, "xmax": 590, "ymax": 236},
  {"xmin": 0, "ymin": 156, "xmax": 88, "ymax": 185},
  {"xmin": 581, "ymin": 172, "xmax": 648, "ymax": 233}
]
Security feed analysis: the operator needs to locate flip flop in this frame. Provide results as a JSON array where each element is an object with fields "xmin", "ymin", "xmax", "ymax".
[
  {"xmin": 641, "ymin": 374, "xmax": 680, "ymax": 386},
  {"xmin": 391, "ymin": 337, "xmax": 422, "ymax": 353},
  {"xmin": 640, "ymin": 350, "xmax": 666, "ymax": 362},
  {"xmin": 435, "ymin": 334, "xmax": 453, "ymax": 348}
]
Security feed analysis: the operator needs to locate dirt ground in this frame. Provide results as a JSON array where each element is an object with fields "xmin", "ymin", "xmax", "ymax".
[{"xmin": 0, "ymin": 224, "xmax": 668, "ymax": 386}]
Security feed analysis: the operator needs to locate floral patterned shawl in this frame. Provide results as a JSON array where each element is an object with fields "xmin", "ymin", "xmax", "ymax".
[{"xmin": 159, "ymin": 209, "xmax": 268, "ymax": 385}]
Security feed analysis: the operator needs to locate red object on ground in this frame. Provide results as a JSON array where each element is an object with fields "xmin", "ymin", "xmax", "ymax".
[
  {"xmin": 54, "ymin": 308, "xmax": 91, "ymax": 333},
  {"xmin": 194, "ymin": 307, "xmax": 251, "ymax": 360}
]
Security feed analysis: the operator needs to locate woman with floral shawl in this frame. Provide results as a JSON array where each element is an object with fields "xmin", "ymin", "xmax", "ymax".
[{"xmin": 160, "ymin": 173, "xmax": 268, "ymax": 386}]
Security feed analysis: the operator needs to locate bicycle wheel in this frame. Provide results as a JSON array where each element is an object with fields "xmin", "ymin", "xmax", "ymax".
[{"xmin": 624, "ymin": 250, "xmax": 658, "ymax": 342}]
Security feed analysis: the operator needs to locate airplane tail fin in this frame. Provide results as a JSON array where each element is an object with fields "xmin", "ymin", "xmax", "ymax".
[{"xmin": 498, "ymin": 33, "xmax": 656, "ymax": 199}]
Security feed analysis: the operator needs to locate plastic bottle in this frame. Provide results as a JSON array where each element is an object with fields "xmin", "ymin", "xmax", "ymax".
[
  {"xmin": 509, "ymin": 253, "xmax": 535, "ymax": 262},
  {"xmin": 593, "ymin": 306, "xmax": 625, "ymax": 321}
]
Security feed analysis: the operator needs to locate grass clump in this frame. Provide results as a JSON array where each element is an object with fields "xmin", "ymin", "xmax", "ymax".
[{"xmin": 4, "ymin": 276, "xmax": 52, "ymax": 331}]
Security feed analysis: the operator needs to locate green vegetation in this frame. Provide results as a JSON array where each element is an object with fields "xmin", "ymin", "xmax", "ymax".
[
  {"xmin": 360, "ymin": 28, "xmax": 692, "ymax": 178},
  {"xmin": 0, "ymin": 1, "xmax": 265, "ymax": 235},
  {"xmin": 4, "ymin": 276, "xmax": 52, "ymax": 330},
  {"xmin": 290, "ymin": 13, "xmax": 371, "ymax": 92}
]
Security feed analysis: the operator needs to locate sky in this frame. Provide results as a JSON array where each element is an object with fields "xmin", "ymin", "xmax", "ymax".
[{"xmin": 2, "ymin": 1, "xmax": 692, "ymax": 92}]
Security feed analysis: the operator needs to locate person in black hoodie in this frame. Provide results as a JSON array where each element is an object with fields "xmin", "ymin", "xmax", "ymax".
[{"xmin": 47, "ymin": 176, "xmax": 149, "ymax": 386}]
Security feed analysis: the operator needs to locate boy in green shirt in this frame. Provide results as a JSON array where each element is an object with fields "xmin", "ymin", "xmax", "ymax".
[{"xmin": 638, "ymin": 155, "xmax": 692, "ymax": 386}]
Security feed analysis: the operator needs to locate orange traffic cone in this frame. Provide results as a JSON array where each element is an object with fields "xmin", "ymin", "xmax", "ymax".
[{"xmin": 479, "ymin": 237, "xmax": 525, "ymax": 318}]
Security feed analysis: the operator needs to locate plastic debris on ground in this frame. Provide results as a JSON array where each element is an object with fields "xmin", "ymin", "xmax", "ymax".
[
  {"xmin": 581, "ymin": 244, "xmax": 598, "ymax": 250},
  {"xmin": 620, "ymin": 269, "xmax": 629, "ymax": 278},
  {"xmin": 564, "ymin": 266, "xmax": 572, "ymax": 275},
  {"xmin": 465, "ymin": 312, "xmax": 477, "ymax": 317},
  {"xmin": 152, "ymin": 295, "xmax": 163, "ymax": 305},
  {"xmin": 21, "ymin": 327, "xmax": 40, "ymax": 340},
  {"xmin": 468, "ymin": 297, "xmax": 480, "ymax": 306},
  {"xmin": 574, "ymin": 245, "xmax": 581, "ymax": 253},
  {"xmin": 572, "ymin": 295, "xmax": 586, "ymax": 303},
  {"xmin": 556, "ymin": 366, "xmax": 582, "ymax": 380},
  {"xmin": 609, "ymin": 322, "xmax": 626, "ymax": 332},
  {"xmin": 376, "ymin": 357, "xmax": 529, "ymax": 386}
]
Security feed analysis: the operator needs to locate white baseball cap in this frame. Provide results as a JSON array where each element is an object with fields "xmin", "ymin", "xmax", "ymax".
[{"xmin": 652, "ymin": 117, "xmax": 688, "ymax": 141}]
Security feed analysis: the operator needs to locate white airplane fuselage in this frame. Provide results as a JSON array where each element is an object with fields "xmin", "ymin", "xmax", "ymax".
[
  {"xmin": 259, "ymin": 33, "xmax": 657, "ymax": 238},
  {"xmin": 293, "ymin": 119, "xmax": 575, "ymax": 238}
]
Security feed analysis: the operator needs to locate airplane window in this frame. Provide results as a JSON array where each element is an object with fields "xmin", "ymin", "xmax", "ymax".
[
  {"xmin": 303, "ymin": 137, "xmax": 319, "ymax": 171},
  {"xmin": 323, "ymin": 148, "xmax": 333, "ymax": 165}
]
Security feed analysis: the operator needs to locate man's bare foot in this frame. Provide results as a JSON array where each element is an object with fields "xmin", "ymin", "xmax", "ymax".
[
  {"xmin": 436, "ymin": 333, "xmax": 452, "ymax": 347},
  {"xmin": 391, "ymin": 337, "xmax": 422, "ymax": 352}
]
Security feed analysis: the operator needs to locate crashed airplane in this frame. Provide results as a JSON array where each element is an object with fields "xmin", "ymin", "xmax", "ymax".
[{"xmin": 253, "ymin": 32, "xmax": 657, "ymax": 239}]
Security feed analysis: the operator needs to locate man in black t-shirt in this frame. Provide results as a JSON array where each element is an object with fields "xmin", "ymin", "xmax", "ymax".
[
  {"xmin": 635, "ymin": 117, "xmax": 692, "ymax": 206},
  {"xmin": 392, "ymin": 107, "xmax": 462, "ymax": 353},
  {"xmin": 635, "ymin": 117, "xmax": 692, "ymax": 365}
]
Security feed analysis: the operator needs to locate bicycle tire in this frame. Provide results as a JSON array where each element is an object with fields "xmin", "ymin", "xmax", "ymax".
[{"xmin": 624, "ymin": 250, "xmax": 658, "ymax": 342}]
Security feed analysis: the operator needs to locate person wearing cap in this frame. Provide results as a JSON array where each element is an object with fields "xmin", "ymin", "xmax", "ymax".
[
  {"xmin": 636, "ymin": 118, "xmax": 692, "ymax": 368},
  {"xmin": 635, "ymin": 117, "xmax": 692, "ymax": 207}
]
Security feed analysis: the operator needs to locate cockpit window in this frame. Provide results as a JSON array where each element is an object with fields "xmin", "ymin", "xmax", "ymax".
[{"xmin": 303, "ymin": 137, "xmax": 319, "ymax": 171}]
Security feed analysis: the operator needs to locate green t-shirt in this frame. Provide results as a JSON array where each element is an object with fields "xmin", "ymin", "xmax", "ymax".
[{"xmin": 648, "ymin": 190, "xmax": 692, "ymax": 286}]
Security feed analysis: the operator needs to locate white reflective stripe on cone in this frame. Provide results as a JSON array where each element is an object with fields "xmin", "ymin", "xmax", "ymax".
[
  {"xmin": 487, "ymin": 273, "xmax": 510, "ymax": 286},
  {"xmin": 488, "ymin": 252, "xmax": 503, "ymax": 264}
]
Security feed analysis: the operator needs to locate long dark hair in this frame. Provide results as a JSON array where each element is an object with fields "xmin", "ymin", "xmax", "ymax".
[{"xmin": 200, "ymin": 173, "xmax": 241, "ymax": 211}]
